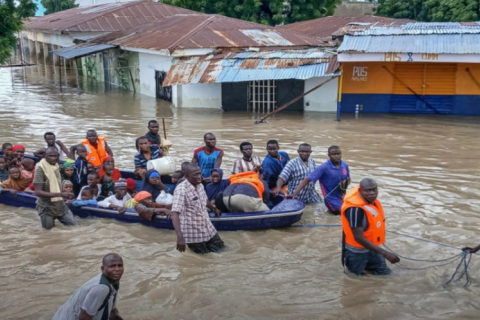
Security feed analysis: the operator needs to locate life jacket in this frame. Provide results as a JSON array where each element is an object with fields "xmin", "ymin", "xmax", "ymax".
[
  {"xmin": 340, "ymin": 185, "xmax": 386, "ymax": 248},
  {"xmin": 82, "ymin": 137, "xmax": 107, "ymax": 167},
  {"xmin": 229, "ymin": 171, "xmax": 265, "ymax": 199}
]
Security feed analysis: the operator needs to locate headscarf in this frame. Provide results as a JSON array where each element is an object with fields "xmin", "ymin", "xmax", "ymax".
[
  {"xmin": 115, "ymin": 178, "xmax": 127, "ymax": 189},
  {"xmin": 61, "ymin": 161, "xmax": 75, "ymax": 181},
  {"xmin": 134, "ymin": 191, "xmax": 151, "ymax": 202},
  {"xmin": 0, "ymin": 167, "xmax": 30, "ymax": 191},
  {"xmin": 205, "ymin": 168, "xmax": 230, "ymax": 201},
  {"xmin": 98, "ymin": 156, "xmax": 122, "ymax": 181},
  {"xmin": 12, "ymin": 145, "xmax": 25, "ymax": 153},
  {"xmin": 126, "ymin": 178, "xmax": 137, "ymax": 192},
  {"xmin": 141, "ymin": 169, "xmax": 163, "ymax": 200}
]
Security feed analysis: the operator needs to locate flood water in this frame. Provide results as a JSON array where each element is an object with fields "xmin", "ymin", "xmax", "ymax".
[{"xmin": 1, "ymin": 61, "xmax": 480, "ymax": 320}]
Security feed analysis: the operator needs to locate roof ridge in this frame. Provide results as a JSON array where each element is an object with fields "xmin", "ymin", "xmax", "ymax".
[{"xmin": 167, "ymin": 15, "xmax": 217, "ymax": 52}]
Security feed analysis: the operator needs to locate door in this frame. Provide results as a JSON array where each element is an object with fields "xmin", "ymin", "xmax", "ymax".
[
  {"xmin": 390, "ymin": 63, "xmax": 456, "ymax": 114},
  {"xmin": 155, "ymin": 71, "xmax": 172, "ymax": 102},
  {"xmin": 276, "ymin": 79, "xmax": 304, "ymax": 111},
  {"xmin": 222, "ymin": 82, "xmax": 248, "ymax": 111}
]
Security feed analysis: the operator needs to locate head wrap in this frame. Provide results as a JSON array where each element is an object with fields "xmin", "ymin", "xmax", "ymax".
[
  {"xmin": 149, "ymin": 171, "xmax": 160, "ymax": 178},
  {"xmin": 12, "ymin": 145, "xmax": 25, "ymax": 152},
  {"xmin": 134, "ymin": 191, "xmax": 151, "ymax": 202},
  {"xmin": 115, "ymin": 178, "xmax": 127, "ymax": 189},
  {"xmin": 102, "ymin": 155, "xmax": 113, "ymax": 164},
  {"xmin": 126, "ymin": 178, "xmax": 137, "ymax": 191},
  {"xmin": 62, "ymin": 161, "xmax": 75, "ymax": 169},
  {"xmin": 205, "ymin": 168, "xmax": 230, "ymax": 201},
  {"xmin": 141, "ymin": 169, "xmax": 163, "ymax": 199}
]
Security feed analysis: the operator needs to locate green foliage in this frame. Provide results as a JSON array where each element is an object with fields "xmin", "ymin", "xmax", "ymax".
[
  {"xmin": 162, "ymin": 0, "xmax": 341, "ymax": 26},
  {"xmin": 0, "ymin": 0, "xmax": 36, "ymax": 64},
  {"xmin": 42, "ymin": 0, "xmax": 78, "ymax": 15},
  {"xmin": 376, "ymin": 0, "xmax": 480, "ymax": 22}
]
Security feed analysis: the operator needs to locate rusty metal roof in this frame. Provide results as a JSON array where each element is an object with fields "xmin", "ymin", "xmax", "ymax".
[
  {"xmin": 89, "ymin": 14, "xmax": 324, "ymax": 53},
  {"xmin": 23, "ymin": 1, "xmax": 198, "ymax": 32},
  {"xmin": 277, "ymin": 15, "xmax": 413, "ymax": 39},
  {"xmin": 162, "ymin": 49, "xmax": 339, "ymax": 86}
]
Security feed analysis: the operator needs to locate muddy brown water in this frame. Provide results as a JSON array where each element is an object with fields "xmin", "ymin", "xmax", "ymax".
[{"xmin": 1, "ymin": 63, "xmax": 480, "ymax": 320}]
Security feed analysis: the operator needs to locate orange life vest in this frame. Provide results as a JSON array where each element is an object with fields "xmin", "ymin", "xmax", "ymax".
[
  {"xmin": 81, "ymin": 137, "xmax": 107, "ymax": 167},
  {"xmin": 341, "ymin": 185, "xmax": 386, "ymax": 248},
  {"xmin": 229, "ymin": 171, "xmax": 265, "ymax": 199}
]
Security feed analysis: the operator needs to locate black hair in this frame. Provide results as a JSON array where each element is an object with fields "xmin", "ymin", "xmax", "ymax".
[
  {"xmin": 45, "ymin": 146, "xmax": 59, "ymax": 154},
  {"xmin": 299, "ymin": 143, "xmax": 311, "ymax": 149},
  {"xmin": 239, "ymin": 141, "xmax": 252, "ymax": 151},
  {"xmin": 266, "ymin": 140, "xmax": 279, "ymax": 146},
  {"xmin": 204, "ymin": 132, "xmax": 215, "ymax": 140},
  {"xmin": 87, "ymin": 171, "xmax": 99, "ymax": 178},
  {"xmin": 328, "ymin": 145, "xmax": 340, "ymax": 153},
  {"xmin": 86, "ymin": 129, "xmax": 97, "ymax": 135},
  {"xmin": 148, "ymin": 120, "xmax": 158, "ymax": 127},
  {"xmin": 44, "ymin": 132, "xmax": 55, "ymax": 139},
  {"xmin": 102, "ymin": 253, "xmax": 121, "ymax": 266},
  {"xmin": 2, "ymin": 143, "xmax": 12, "ymax": 150},
  {"xmin": 81, "ymin": 186, "xmax": 95, "ymax": 195}
]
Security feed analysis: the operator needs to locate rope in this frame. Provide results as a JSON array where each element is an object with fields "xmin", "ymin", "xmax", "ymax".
[
  {"xmin": 382, "ymin": 243, "xmax": 464, "ymax": 263},
  {"xmin": 445, "ymin": 251, "xmax": 473, "ymax": 287}
]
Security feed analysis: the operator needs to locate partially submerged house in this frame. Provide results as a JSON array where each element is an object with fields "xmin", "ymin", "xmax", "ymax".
[{"xmin": 55, "ymin": 14, "xmax": 340, "ymax": 112}]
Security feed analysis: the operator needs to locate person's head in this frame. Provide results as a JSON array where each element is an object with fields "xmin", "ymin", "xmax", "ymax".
[
  {"xmin": 87, "ymin": 162, "xmax": 95, "ymax": 172},
  {"xmin": 81, "ymin": 187, "xmax": 95, "ymax": 200},
  {"xmin": 21, "ymin": 158, "xmax": 35, "ymax": 171},
  {"xmin": 126, "ymin": 178, "xmax": 137, "ymax": 195},
  {"xmin": 137, "ymin": 136, "xmax": 150, "ymax": 152},
  {"xmin": 2, "ymin": 143, "xmax": 13, "ymax": 157},
  {"xmin": 34, "ymin": 148, "xmax": 46, "ymax": 159},
  {"xmin": 148, "ymin": 120, "xmax": 159, "ymax": 134},
  {"xmin": 181, "ymin": 162, "xmax": 190, "ymax": 174},
  {"xmin": 147, "ymin": 170, "xmax": 161, "ymax": 185},
  {"xmin": 298, "ymin": 143, "xmax": 312, "ymax": 162},
  {"xmin": 239, "ymin": 142, "xmax": 253, "ymax": 158},
  {"xmin": 328, "ymin": 145, "xmax": 342, "ymax": 165},
  {"xmin": 44, "ymin": 132, "xmax": 56, "ymax": 147},
  {"xmin": 8, "ymin": 166, "xmax": 21, "ymax": 179},
  {"xmin": 86, "ymin": 130, "xmax": 98, "ymax": 145},
  {"xmin": 63, "ymin": 163, "xmax": 75, "ymax": 178},
  {"xmin": 103, "ymin": 164, "xmax": 114, "ymax": 178},
  {"xmin": 134, "ymin": 191, "xmax": 153, "ymax": 206},
  {"xmin": 114, "ymin": 179, "xmax": 128, "ymax": 199},
  {"xmin": 359, "ymin": 178, "xmax": 378, "ymax": 204},
  {"xmin": 62, "ymin": 180, "xmax": 73, "ymax": 193},
  {"xmin": 13, "ymin": 145, "xmax": 25, "ymax": 160},
  {"xmin": 266, "ymin": 140, "xmax": 279, "ymax": 158},
  {"xmin": 45, "ymin": 147, "xmax": 59, "ymax": 165},
  {"xmin": 211, "ymin": 168, "xmax": 223, "ymax": 183},
  {"xmin": 0, "ymin": 156, "xmax": 6, "ymax": 170},
  {"xmin": 185, "ymin": 163, "xmax": 202, "ymax": 186},
  {"xmin": 76, "ymin": 144, "xmax": 87, "ymax": 159},
  {"xmin": 103, "ymin": 156, "xmax": 115, "ymax": 168},
  {"xmin": 101, "ymin": 253, "xmax": 124, "ymax": 282},
  {"xmin": 204, "ymin": 133, "xmax": 216, "ymax": 149},
  {"xmin": 87, "ymin": 171, "xmax": 99, "ymax": 187},
  {"xmin": 172, "ymin": 170, "xmax": 184, "ymax": 184}
]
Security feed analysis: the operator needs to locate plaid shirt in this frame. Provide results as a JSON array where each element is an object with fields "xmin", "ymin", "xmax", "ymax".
[
  {"xmin": 171, "ymin": 180, "xmax": 217, "ymax": 243},
  {"xmin": 232, "ymin": 155, "xmax": 262, "ymax": 174}
]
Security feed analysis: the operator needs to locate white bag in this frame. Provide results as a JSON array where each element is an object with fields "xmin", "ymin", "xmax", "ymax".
[
  {"xmin": 147, "ymin": 156, "xmax": 176, "ymax": 175},
  {"xmin": 155, "ymin": 190, "xmax": 173, "ymax": 205}
]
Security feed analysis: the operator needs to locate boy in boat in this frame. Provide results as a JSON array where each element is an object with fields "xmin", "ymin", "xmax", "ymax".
[
  {"xmin": 134, "ymin": 136, "xmax": 162, "ymax": 179},
  {"xmin": 69, "ymin": 187, "xmax": 98, "ymax": 207},
  {"xmin": 77, "ymin": 171, "xmax": 102, "ymax": 200},
  {"xmin": 262, "ymin": 140, "xmax": 290, "ymax": 204},
  {"xmin": 0, "ymin": 156, "xmax": 9, "ymax": 182},
  {"xmin": 2, "ymin": 143, "xmax": 13, "ymax": 165},
  {"xmin": 98, "ymin": 179, "xmax": 130, "ymax": 214},
  {"xmin": 44, "ymin": 132, "xmax": 70, "ymax": 161},
  {"xmin": 192, "ymin": 133, "xmax": 223, "ymax": 184},
  {"xmin": 73, "ymin": 144, "xmax": 89, "ymax": 196}
]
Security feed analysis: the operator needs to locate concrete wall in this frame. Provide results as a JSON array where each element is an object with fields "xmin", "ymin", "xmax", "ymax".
[
  {"xmin": 138, "ymin": 52, "xmax": 172, "ymax": 97},
  {"xmin": 25, "ymin": 30, "xmax": 108, "ymax": 47},
  {"xmin": 177, "ymin": 83, "xmax": 222, "ymax": 109},
  {"xmin": 303, "ymin": 76, "xmax": 338, "ymax": 112},
  {"xmin": 334, "ymin": 0, "xmax": 376, "ymax": 16}
]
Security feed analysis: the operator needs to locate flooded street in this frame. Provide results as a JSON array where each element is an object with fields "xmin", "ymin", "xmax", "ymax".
[{"xmin": 1, "ymin": 63, "xmax": 480, "ymax": 320}]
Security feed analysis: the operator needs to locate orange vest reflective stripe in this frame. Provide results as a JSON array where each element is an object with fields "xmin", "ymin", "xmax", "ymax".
[
  {"xmin": 81, "ymin": 137, "xmax": 107, "ymax": 167},
  {"xmin": 340, "ymin": 185, "xmax": 386, "ymax": 248},
  {"xmin": 229, "ymin": 171, "xmax": 264, "ymax": 199}
]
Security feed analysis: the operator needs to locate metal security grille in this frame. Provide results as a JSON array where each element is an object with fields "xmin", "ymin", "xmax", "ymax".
[{"xmin": 249, "ymin": 80, "xmax": 277, "ymax": 112}]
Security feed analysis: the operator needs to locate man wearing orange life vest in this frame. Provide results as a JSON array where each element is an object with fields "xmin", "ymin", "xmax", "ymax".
[
  {"xmin": 79, "ymin": 130, "xmax": 113, "ymax": 169},
  {"xmin": 341, "ymin": 178, "xmax": 400, "ymax": 276},
  {"xmin": 222, "ymin": 171, "xmax": 270, "ymax": 213}
]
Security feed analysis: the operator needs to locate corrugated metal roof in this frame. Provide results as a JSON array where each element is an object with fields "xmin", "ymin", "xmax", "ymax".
[
  {"xmin": 351, "ymin": 22, "xmax": 480, "ymax": 36},
  {"xmin": 52, "ymin": 43, "xmax": 116, "ymax": 59},
  {"xmin": 162, "ymin": 50, "xmax": 338, "ymax": 86},
  {"xmin": 90, "ymin": 14, "xmax": 322, "ymax": 52},
  {"xmin": 23, "ymin": 1, "xmax": 198, "ymax": 32},
  {"xmin": 339, "ymin": 34, "xmax": 480, "ymax": 54}
]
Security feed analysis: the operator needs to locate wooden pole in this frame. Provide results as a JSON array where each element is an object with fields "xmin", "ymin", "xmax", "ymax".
[
  {"xmin": 74, "ymin": 59, "xmax": 81, "ymax": 94},
  {"xmin": 162, "ymin": 118, "xmax": 167, "ymax": 139}
]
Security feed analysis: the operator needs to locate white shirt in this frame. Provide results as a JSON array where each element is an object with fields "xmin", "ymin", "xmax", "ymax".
[
  {"xmin": 77, "ymin": 184, "xmax": 102, "ymax": 200},
  {"xmin": 98, "ymin": 194, "xmax": 131, "ymax": 208}
]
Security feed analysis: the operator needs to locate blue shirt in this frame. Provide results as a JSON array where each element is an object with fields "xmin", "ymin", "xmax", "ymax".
[
  {"xmin": 134, "ymin": 145, "xmax": 162, "ymax": 169},
  {"xmin": 307, "ymin": 159, "xmax": 350, "ymax": 212},
  {"xmin": 195, "ymin": 147, "xmax": 222, "ymax": 178},
  {"xmin": 74, "ymin": 157, "xmax": 88, "ymax": 187},
  {"xmin": 262, "ymin": 151, "xmax": 290, "ymax": 189}
]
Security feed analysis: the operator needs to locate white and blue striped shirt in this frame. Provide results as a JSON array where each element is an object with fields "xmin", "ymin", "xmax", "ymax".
[{"xmin": 279, "ymin": 157, "xmax": 321, "ymax": 204}]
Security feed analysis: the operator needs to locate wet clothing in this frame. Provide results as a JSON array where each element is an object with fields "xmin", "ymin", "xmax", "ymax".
[
  {"xmin": 279, "ymin": 156, "xmax": 321, "ymax": 204},
  {"xmin": 52, "ymin": 273, "xmax": 119, "ymax": 320},
  {"xmin": 134, "ymin": 145, "xmax": 162, "ymax": 169},
  {"xmin": 205, "ymin": 168, "xmax": 230, "ymax": 201},
  {"xmin": 344, "ymin": 250, "xmax": 391, "ymax": 276},
  {"xmin": 262, "ymin": 152, "xmax": 290, "ymax": 189},
  {"xmin": 307, "ymin": 159, "xmax": 350, "ymax": 212},
  {"xmin": 232, "ymin": 155, "xmax": 262, "ymax": 174},
  {"xmin": 145, "ymin": 131, "xmax": 161, "ymax": 146},
  {"xmin": 194, "ymin": 146, "xmax": 222, "ymax": 178},
  {"xmin": 222, "ymin": 180, "xmax": 270, "ymax": 213},
  {"xmin": 187, "ymin": 233, "xmax": 225, "ymax": 254}
]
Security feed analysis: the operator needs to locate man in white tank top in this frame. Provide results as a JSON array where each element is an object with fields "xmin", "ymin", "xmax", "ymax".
[{"xmin": 44, "ymin": 132, "xmax": 70, "ymax": 161}]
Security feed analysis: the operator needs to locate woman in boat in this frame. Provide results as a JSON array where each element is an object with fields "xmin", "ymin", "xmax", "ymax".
[
  {"xmin": 141, "ymin": 169, "xmax": 169, "ymax": 201},
  {"xmin": 0, "ymin": 166, "xmax": 32, "ymax": 193},
  {"xmin": 61, "ymin": 161, "xmax": 75, "ymax": 184},
  {"xmin": 134, "ymin": 191, "xmax": 171, "ymax": 221},
  {"xmin": 98, "ymin": 156, "xmax": 121, "ymax": 181}
]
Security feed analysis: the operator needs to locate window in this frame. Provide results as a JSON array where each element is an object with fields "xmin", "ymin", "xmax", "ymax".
[{"xmin": 249, "ymin": 80, "xmax": 277, "ymax": 112}]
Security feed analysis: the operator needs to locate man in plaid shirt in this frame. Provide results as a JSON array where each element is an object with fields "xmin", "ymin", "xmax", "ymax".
[{"xmin": 171, "ymin": 163, "xmax": 225, "ymax": 254}]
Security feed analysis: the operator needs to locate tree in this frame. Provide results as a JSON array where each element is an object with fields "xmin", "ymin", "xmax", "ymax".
[
  {"xmin": 162, "ymin": 0, "xmax": 341, "ymax": 26},
  {"xmin": 0, "ymin": 0, "xmax": 36, "ymax": 64},
  {"xmin": 376, "ymin": 0, "xmax": 480, "ymax": 22},
  {"xmin": 42, "ymin": 0, "xmax": 78, "ymax": 15}
]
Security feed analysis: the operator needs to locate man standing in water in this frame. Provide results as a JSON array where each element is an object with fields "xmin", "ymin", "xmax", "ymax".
[
  {"xmin": 232, "ymin": 142, "xmax": 262, "ymax": 174},
  {"xmin": 341, "ymin": 178, "xmax": 400, "ymax": 275},
  {"xmin": 289, "ymin": 145, "xmax": 350, "ymax": 214},
  {"xmin": 53, "ymin": 253, "xmax": 124, "ymax": 320},
  {"xmin": 145, "ymin": 120, "xmax": 162, "ymax": 147},
  {"xmin": 171, "ymin": 163, "xmax": 224, "ymax": 254},
  {"xmin": 71, "ymin": 130, "xmax": 113, "ymax": 169},
  {"xmin": 262, "ymin": 140, "xmax": 290, "ymax": 204},
  {"xmin": 192, "ymin": 133, "xmax": 223, "ymax": 183},
  {"xmin": 44, "ymin": 132, "xmax": 70, "ymax": 161},
  {"xmin": 33, "ymin": 147, "xmax": 76, "ymax": 229}
]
